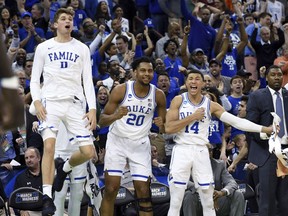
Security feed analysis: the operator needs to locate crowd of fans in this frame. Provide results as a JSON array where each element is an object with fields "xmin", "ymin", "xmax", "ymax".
[{"xmin": 1, "ymin": 0, "xmax": 288, "ymax": 215}]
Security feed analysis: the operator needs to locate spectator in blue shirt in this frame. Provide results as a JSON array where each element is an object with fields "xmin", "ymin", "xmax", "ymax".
[
  {"xmin": 180, "ymin": 0, "xmax": 216, "ymax": 60},
  {"xmin": 19, "ymin": 12, "xmax": 45, "ymax": 57}
]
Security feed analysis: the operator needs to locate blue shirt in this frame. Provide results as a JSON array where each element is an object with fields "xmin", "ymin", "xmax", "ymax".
[
  {"xmin": 151, "ymin": 73, "xmax": 179, "ymax": 91},
  {"xmin": 19, "ymin": 27, "xmax": 45, "ymax": 53},
  {"xmin": 208, "ymin": 117, "xmax": 224, "ymax": 145},
  {"xmin": 73, "ymin": 9, "xmax": 88, "ymax": 32},
  {"xmin": 163, "ymin": 56, "xmax": 185, "ymax": 86},
  {"xmin": 91, "ymin": 50, "xmax": 103, "ymax": 78},
  {"xmin": 181, "ymin": 0, "xmax": 216, "ymax": 59},
  {"xmin": 227, "ymin": 96, "xmax": 241, "ymax": 116},
  {"xmin": 221, "ymin": 48, "xmax": 238, "ymax": 77},
  {"xmin": 244, "ymin": 23, "xmax": 261, "ymax": 56}
]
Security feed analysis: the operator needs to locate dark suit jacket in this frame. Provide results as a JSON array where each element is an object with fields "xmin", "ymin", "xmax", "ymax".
[{"xmin": 246, "ymin": 87, "xmax": 288, "ymax": 166}]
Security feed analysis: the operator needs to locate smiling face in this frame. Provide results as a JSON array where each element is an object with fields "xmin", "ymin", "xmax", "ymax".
[
  {"xmin": 16, "ymin": 48, "xmax": 27, "ymax": 65},
  {"xmin": 114, "ymin": 7, "xmax": 123, "ymax": 18},
  {"xmin": 97, "ymin": 86, "xmax": 109, "ymax": 105},
  {"xmin": 1, "ymin": 8, "xmax": 10, "ymax": 20},
  {"xmin": 116, "ymin": 38, "xmax": 128, "ymax": 54},
  {"xmin": 135, "ymin": 62, "xmax": 154, "ymax": 86},
  {"xmin": 185, "ymin": 72, "xmax": 205, "ymax": 96},
  {"xmin": 209, "ymin": 63, "xmax": 222, "ymax": 77}
]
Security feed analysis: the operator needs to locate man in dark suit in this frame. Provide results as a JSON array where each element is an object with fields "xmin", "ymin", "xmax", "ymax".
[
  {"xmin": 182, "ymin": 145, "xmax": 245, "ymax": 216},
  {"xmin": 246, "ymin": 65, "xmax": 288, "ymax": 216}
]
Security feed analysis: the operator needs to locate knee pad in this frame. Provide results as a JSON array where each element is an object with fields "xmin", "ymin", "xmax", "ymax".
[
  {"xmin": 134, "ymin": 181, "xmax": 153, "ymax": 213},
  {"xmin": 136, "ymin": 197, "xmax": 153, "ymax": 212}
]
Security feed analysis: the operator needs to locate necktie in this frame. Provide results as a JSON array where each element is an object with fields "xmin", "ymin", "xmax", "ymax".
[{"xmin": 275, "ymin": 91, "xmax": 285, "ymax": 138}]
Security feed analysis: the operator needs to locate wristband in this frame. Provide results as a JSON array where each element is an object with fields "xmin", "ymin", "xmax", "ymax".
[{"xmin": 1, "ymin": 76, "xmax": 19, "ymax": 89}]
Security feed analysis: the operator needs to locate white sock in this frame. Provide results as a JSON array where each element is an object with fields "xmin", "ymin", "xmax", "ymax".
[
  {"xmin": 43, "ymin": 184, "xmax": 52, "ymax": 198},
  {"xmin": 63, "ymin": 160, "xmax": 73, "ymax": 173}
]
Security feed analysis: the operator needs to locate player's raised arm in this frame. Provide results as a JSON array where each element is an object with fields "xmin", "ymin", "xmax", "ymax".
[
  {"xmin": 98, "ymin": 83, "xmax": 127, "ymax": 127},
  {"xmin": 211, "ymin": 101, "xmax": 273, "ymax": 134}
]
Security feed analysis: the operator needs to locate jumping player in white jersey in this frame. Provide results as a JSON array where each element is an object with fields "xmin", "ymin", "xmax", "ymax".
[
  {"xmin": 99, "ymin": 56, "xmax": 166, "ymax": 216},
  {"xmin": 54, "ymin": 122, "xmax": 87, "ymax": 216},
  {"xmin": 30, "ymin": 8, "xmax": 97, "ymax": 216},
  {"xmin": 165, "ymin": 70, "xmax": 273, "ymax": 216}
]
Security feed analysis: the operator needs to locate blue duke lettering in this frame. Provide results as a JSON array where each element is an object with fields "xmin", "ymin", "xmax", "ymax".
[
  {"xmin": 127, "ymin": 105, "xmax": 152, "ymax": 114},
  {"xmin": 48, "ymin": 51, "xmax": 80, "ymax": 63}
]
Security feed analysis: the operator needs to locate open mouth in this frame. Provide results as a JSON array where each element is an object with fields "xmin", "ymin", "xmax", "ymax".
[{"xmin": 65, "ymin": 25, "xmax": 70, "ymax": 29}]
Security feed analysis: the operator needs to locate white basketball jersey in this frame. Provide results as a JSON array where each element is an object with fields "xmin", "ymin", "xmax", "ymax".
[
  {"xmin": 174, "ymin": 93, "xmax": 211, "ymax": 145},
  {"xmin": 110, "ymin": 80, "xmax": 156, "ymax": 140}
]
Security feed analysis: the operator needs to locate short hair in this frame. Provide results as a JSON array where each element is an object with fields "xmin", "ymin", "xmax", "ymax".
[
  {"xmin": 53, "ymin": 8, "xmax": 74, "ymax": 23},
  {"xmin": 207, "ymin": 87, "xmax": 222, "ymax": 105},
  {"xmin": 266, "ymin": 65, "xmax": 282, "ymax": 75},
  {"xmin": 241, "ymin": 95, "xmax": 249, "ymax": 103},
  {"xmin": 112, "ymin": 4, "xmax": 123, "ymax": 13},
  {"xmin": 157, "ymin": 72, "xmax": 170, "ymax": 81},
  {"xmin": 186, "ymin": 69, "xmax": 204, "ymax": 81},
  {"xmin": 258, "ymin": 12, "xmax": 272, "ymax": 20},
  {"xmin": 131, "ymin": 56, "xmax": 154, "ymax": 71},
  {"xmin": 33, "ymin": 3, "xmax": 44, "ymax": 15},
  {"xmin": 163, "ymin": 39, "xmax": 179, "ymax": 53},
  {"xmin": 260, "ymin": 26, "xmax": 270, "ymax": 33},
  {"xmin": 230, "ymin": 75, "xmax": 243, "ymax": 85},
  {"xmin": 199, "ymin": 5, "xmax": 211, "ymax": 13},
  {"xmin": 232, "ymin": 133, "xmax": 245, "ymax": 144},
  {"xmin": 105, "ymin": 42, "xmax": 115, "ymax": 53},
  {"xmin": 25, "ymin": 147, "xmax": 41, "ymax": 159},
  {"xmin": 115, "ymin": 35, "xmax": 129, "ymax": 43},
  {"xmin": 244, "ymin": 13, "xmax": 254, "ymax": 19}
]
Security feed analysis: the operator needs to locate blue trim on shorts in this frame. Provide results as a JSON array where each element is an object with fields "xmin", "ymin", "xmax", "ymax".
[
  {"xmin": 74, "ymin": 176, "xmax": 86, "ymax": 180},
  {"xmin": 169, "ymin": 176, "xmax": 186, "ymax": 185},
  {"xmin": 76, "ymin": 135, "xmax": 91, "ymax": 139},
  {"xmin": 174, "ymin": 181, "xmax": 186, "ymax": 185},
  {"xmin": 198, "ymin": 182, "xmax": 215, "ymax": 187},
  {"xmin": 131, "ymin": 174, "xmax": 149, "ymax": 179},
  {"xmin": 107, "ymin": 169, "xmax": 123, "ymax": 173},
  {"xmin": 65, "ymin": 176, "xmax": 86, "ymax": 181}
]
